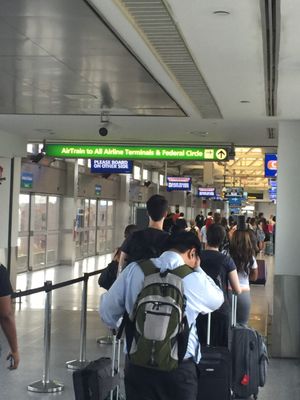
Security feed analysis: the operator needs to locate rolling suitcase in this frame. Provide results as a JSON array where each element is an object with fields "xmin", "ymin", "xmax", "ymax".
[
  {"xmin": 73, "ymin": 332, "xmax": 121, "ymax": 400},
  {"xmin": 250, "ymin": 259, "xmax": 267, "ymax": 285},
  {"xmin": 197, "ymin": 313, "xmax": 232, "ymax": 400},
  {"xmin": 230, "ymin": 295, "xmax": 268, "ymax": 399}
]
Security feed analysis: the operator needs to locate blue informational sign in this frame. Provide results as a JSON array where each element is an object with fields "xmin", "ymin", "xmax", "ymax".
[
  {"xmin": 198, "ymin": 187, "xmax": 216, "ymax": 197},
  {"xmin": 268, "ymin": 186, "xmax": 277, "ymax": 200},
  {"xmin": 265, "ymin": 154, "xmax": 277, "ymax": 177},
  {"xmin": 269, "ymin": 179, "xmax": 277, "ymax": 188},
  {"xmin": 167, "ymin": 177, "xmax": 191, "ymax": 191},
  {"xmin": 21, "ymin": 172, "xmax": 33, "ymax": 189},
  {"xmin": 228, "ymin": 197, "xmax": 242, "ymax": 206},
  {"xmin": 95, "ymin": 184, "xmax": 102, "ymax": 196},
  {"xmin": 91, "ymin": 159, "xmax": 133, "ymax": 174}
]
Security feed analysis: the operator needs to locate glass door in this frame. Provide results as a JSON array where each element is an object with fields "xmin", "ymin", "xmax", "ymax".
[
  {"xmin": 30, "ymin": 194, "xmax": 47, "ymax": 270},
  {"xmin": 47, "ymin": 196, "xmax": 60, "ymax": 266},
  {"xmin": 75, "ymin": 199, "xmax": 85, "ymax": 260},
  {"xmin": 97, "ymin": 200, "xmax": 107, "ymax": 254},
  {"xmin": 88, "ymin": 199, "xmax": 97, "ymax": 256},
  {"xmin": 16, "ymin": 194, "xmax": 30, "ymax": 272},
  {"xmin": 96, "ymin": 200, "xmax": 115, "ymax": 254}
]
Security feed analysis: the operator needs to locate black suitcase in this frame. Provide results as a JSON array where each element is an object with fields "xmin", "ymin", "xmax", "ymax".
[
  {"xmin": 197, "ymin": 313, "xmax": 232, "ymax": 400},
  {"xmin": 250, "ymin": 259, "xmax": 267, "ymax": 286},
  {"xmin": 73, "ymin": 333, "xmax": 121, "ymax": 400},
  {"xmin": 230, "ymin": 295, "xmax": 268, "ymax": 399}
]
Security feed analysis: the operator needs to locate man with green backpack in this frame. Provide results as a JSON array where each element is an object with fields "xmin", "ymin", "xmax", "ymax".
[{"xmin": 99, "ymin": 231, "xmax": 224, "ymax": 400}]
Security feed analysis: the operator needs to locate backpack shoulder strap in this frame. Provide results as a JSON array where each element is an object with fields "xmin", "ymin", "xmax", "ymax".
[
  {"xmin": 171, "ymin": 264, "xmax": 194, "ymax": 279},
  {"xmin": 137, "ymin": 259, "xmax": 159, "ymax": 276}
]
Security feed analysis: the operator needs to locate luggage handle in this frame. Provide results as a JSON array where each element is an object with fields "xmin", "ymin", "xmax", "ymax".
[
  {"xmin": 231, "ymin": 294, "xmax": 237, "ymax": 327},
  {"xmin": 110, "ymin": 329, "xmax": 121, "ymax": 400},
  {"xmin": 111, "ymin": 329, "xmax": 121, "ymax": 375},
  {"xmin": 206, "ymin": 312, "xmax": 211, "ymax": 346}
]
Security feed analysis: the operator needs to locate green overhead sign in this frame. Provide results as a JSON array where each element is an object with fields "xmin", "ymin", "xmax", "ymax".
[{"xmin": 45, "ymin": 144, "xmax": 228, "ymax": 161}]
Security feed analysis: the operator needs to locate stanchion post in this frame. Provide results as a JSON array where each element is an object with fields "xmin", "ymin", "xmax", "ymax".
[
  {"xmin": 66, "ymin": 273, "xmax": 90, "ymax": 370},
  {"xmin": 12, "ymin": 289, "xmax": 22, "ymax": 305},
  {"xmin": 28, "ymin": 281, "xmax": 64, "ymax": 393}
]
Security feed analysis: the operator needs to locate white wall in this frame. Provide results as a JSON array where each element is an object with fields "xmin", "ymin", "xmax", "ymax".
[{"xmin": 0, "ymin": 130, "xmax": 27, "ymax": 157}]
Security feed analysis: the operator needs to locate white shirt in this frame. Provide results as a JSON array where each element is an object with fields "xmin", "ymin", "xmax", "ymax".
[{"xmin": 99, "ymin": 251, "xmax": 224, "ymax": 362}]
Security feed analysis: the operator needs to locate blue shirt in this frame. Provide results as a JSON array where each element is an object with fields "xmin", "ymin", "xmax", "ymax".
[{"xmin": 99, "ymin": 251, "xmax": 224, "ymax": 362}]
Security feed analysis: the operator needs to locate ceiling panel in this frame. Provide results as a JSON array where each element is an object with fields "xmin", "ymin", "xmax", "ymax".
[
  {"xmin": 0, "ymin": 0, "xmax": 184, "ymax": 116},
  {"xmin": 165, "ymin": 0, "xmax": 266, "ymax": 118}
]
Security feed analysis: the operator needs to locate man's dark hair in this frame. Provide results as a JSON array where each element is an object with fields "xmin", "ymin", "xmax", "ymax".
[
  {"xmin": 124, "ymin": 224, "xmax": 138, "ymax": 239},
  {"xmin": 146, "ymin": 195, "xmax": 168, "ymax": 221},
  {"xmin": 164, "ymin": 231, "xmax": 201, "ymax": 257},
  {"xmin": 208, "ymin": 211, "xmax": 213, "ymax": 216},
  {"xmin": 206, "ymin": 224, "xmax": 226, "ymax": 247}
]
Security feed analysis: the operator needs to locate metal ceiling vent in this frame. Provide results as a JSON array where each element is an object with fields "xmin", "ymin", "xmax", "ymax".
[
  {"xmin": 116, "ymin": 0, "xmax": 222, "ymax": 118},
  {"xmin": 261, "ymin": 0, "xmax": 280, "ymax": 117}
]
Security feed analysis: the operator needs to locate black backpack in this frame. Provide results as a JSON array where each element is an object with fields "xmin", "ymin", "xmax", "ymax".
[
  {"xmin": 125, "ymin": 230, "xmax": 165, "ymax": 267},
  {"xmin": 98, "ymin": 260, "xmax": 118, "ymax": 291}
]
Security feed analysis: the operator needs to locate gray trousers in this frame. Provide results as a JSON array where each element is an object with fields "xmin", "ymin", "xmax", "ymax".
[{"xmin": 229, "ymin": 290, "xmax": 252, "ymax": 325}]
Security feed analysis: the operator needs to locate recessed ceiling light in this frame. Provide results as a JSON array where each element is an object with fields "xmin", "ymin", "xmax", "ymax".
[
  {"xmin": 213, "ymin": 10, "xmax": 230, "ymax": 16},
  {"xmin": 240, "ymin": 100, "xmax": 251, "ymax": 103}
]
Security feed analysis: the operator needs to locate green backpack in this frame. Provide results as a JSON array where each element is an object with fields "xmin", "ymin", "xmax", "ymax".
[{"xmin": 128, "ymin": 260, "xmax": 194, "ymax": 371}]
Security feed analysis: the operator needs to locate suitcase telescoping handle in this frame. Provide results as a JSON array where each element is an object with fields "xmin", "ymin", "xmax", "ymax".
[
  {"xmin": 231, "ymin": 293, "xmax": 237, "ymax": 327},
  {"xmin": 206, "ymin": 312, "xmax": 211, "ymax": 346},
  {"xmin": 110, "ymin": 329, "xmax": 121, "ymax": 400}
]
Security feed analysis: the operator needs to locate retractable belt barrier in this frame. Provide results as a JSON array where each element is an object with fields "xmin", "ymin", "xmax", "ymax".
[{"xmin": 11, "ymin": 268, "xmax": 105, "ymax": 394}]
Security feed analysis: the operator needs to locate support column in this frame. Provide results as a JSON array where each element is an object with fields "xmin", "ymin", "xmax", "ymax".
[
  {"xmin": 203, "ymin": 163, "xmax": 214, "ymax": 185},
  {"xmin": 60, "ymin": 161, "xmax": 78, "ymax": 265},
  {"xmin": 115, "ymin": 175, "xmax": 131, "ymax": 247},
  {"xmin": 272, "ymin": 121, "xmax": 300, "ymax": 357},
  {"xmin": 0, "ymin": 157, "xmax": 21, "ymax": 289}
]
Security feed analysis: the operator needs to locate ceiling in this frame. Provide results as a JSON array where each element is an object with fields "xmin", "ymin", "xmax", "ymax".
[{"xmin": 0, "ymin": 0, "xmax": 293, "ymax": 191}]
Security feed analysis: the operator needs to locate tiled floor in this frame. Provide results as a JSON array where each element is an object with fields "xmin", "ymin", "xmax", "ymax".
[{"xmin": 0, "ymin": 254, "xmax": 299, "ymax": 399}]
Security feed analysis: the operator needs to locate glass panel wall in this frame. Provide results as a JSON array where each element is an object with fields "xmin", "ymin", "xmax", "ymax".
[
  {"xmin": 17, "ymin": 194, "xmax": 61, "ymax": 272},
  {"xmin": 47, "ymin": 196, "xmax": 60, "ymax": 266},
  {"xmin": 17, "ymin": 194, "xmax": 30, "ymax": 272},
  {"xmin": 96, "ymin": 200, "xmax": 115, "ymax": 255},
  {"xmin": 30, "ymin": 195, "xmax": 47, "ymax": 270},
  {"xmin": 17, "ymin": 194, "xmax": 115, "ymax": 270},
  {"xmin": 88, "ymin": 200, "xmax": 97, "ymax": 256}
]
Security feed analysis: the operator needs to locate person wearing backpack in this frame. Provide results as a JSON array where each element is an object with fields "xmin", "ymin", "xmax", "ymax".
[
  {"xmin": 99, "ymin": 231, "xmax": 224, "ymax": 400},
  {"xmin": 118, "ymin": 194, "xmax": 170, "ymax": 269},
  {"xmin": 196, "ymin": 224, "xmax": 241, "ymax": 347}
]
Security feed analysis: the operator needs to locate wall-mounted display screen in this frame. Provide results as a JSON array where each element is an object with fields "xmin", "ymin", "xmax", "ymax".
[
  {"xmin": 223, "ymin": 187, "xmax": 244, "ymax": 197},
  {"xmin": 198, "ymin": 187, "xmax": 216, "ymax": 197},
  {"xmin": 167, "ymin": 177, "xmax": 191, "ymax": 191}
]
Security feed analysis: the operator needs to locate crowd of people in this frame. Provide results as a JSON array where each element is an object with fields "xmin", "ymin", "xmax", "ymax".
[
  {"xmin": 99, "ymin": 194, "xmax": 274, "ymax": 400},
  {"xmin": 0, "ymin": 193, "xmax": 274, "ymax": 399}
]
